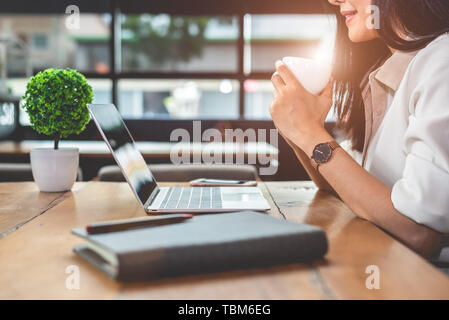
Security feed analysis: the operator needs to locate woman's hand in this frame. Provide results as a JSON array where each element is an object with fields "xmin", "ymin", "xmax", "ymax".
[{"xmin": 270, "ymin": 61, "xmax": 334, "ymax": 153}]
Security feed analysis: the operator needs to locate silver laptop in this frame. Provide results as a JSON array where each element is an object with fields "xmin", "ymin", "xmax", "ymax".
[{"xmin": 88, "ymin": 104, "xmax": 271, "ymax": 214}]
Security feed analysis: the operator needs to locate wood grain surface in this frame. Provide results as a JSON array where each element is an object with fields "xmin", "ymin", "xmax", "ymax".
[{"xmin": 0, "ymin": 181, "xmax": 448, "ymax": 299}]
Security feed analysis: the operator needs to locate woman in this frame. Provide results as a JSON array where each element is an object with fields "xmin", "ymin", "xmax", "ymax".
[{"xmin": 270, "ymin": 0, "xmax": 449, "ymax": 258}]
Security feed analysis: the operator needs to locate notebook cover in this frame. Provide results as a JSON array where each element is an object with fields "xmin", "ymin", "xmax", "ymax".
[{"xmin": 72, "ymin": 212, "xmax": 328, "ymax": 282}]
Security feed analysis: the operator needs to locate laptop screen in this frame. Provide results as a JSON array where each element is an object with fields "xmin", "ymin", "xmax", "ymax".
[{"xmin": 88, "ymin": 104, "xmax": 157, "ymax": 206}]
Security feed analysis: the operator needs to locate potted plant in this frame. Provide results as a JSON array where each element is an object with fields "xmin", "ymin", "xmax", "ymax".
[{"xmin": 22, "ymin": 68, "xmax": 93, "ymax": 192}]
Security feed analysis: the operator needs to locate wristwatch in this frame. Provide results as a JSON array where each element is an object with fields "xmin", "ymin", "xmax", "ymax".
[{"xmin": 310, "ymin": 141, "xmax": 341, "ymax": 171}]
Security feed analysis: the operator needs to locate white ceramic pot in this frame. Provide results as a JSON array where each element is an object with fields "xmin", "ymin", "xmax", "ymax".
[{"xmin": 30, "ymin": 148, "xmax": 79, "ymax": 192}]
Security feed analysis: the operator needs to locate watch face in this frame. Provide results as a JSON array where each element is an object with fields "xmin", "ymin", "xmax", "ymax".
[{"xmin": 312, "ymin": 143, "xmax": 332, "ymax": 164}]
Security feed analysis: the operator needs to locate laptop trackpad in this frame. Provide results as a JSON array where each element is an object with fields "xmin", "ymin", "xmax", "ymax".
[{"xmin": 222, "ymin": 193, "xmax": 261, "ymax": 202}]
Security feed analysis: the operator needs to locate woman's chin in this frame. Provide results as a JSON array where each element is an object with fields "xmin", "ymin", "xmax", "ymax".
[{"xmin": 348, "ymin": 28, "xmax": 379, "ymax": 43}]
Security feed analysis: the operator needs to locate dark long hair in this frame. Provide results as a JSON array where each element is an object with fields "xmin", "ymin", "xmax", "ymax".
[{"xmin": 329, "ymin": 0, "xmax": 449, "ymax": 151}]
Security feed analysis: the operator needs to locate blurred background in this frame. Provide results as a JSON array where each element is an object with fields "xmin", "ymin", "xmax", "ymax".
[{"xmin": 0, "ymin": 0, "xmax": 337, "ymax": 181}]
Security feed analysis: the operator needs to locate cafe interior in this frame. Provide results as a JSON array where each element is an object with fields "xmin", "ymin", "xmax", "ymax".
[{"xmin": 1, "ymin": 0, "xmax": 448, "ymax": 301}]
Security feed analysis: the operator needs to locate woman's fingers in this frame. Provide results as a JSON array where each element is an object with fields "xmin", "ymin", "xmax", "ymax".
[
  {"xmin": 275, "ymin": 61, "xmax": 305, "ymax": 92},
  {"xmin": 271, "ymin": 72, "xmax": 285, "ymax": 93}
]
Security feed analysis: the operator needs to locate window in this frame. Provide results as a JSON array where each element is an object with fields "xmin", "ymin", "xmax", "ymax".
[
  {"xmin": 31, "ymin": 34, "xmax": 49, "ymax": 50},
  {"xmin": 0, "ymin": 13, "xmax": 111, "ymax": 125},
  {"xmin": 0, "ymin": 2, "xmax": 336, "ymax": 123},
  {"xmin": 118, "ymin": 14, "xmax": 240, "ymax": 119},
  {"xmin": 0, "ymin": 13, "xmax": 111, "ymax": 75},
  {"xmin": 243, "ymin": 14, "xmax": 336, "ymax": 120},
  {"xmin": 121, "ymin": 15, "xmax": 239, "ymax": 73},
  {"xmin": 244, "ymin": 80, "xmax": 273, "ymax": 120},
  {"xmin": 244, "ymin": 14, "xmax": 336, "ymax": 73},
  {"xmin": 115, "ymin": 13, "xmax": 335, "ymax": 119},
  {"xmin": 118, "ymin": 79, "xmax": 239, "ymax": 119}
]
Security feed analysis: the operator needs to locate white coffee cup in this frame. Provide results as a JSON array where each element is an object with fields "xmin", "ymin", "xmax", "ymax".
[{"xmin": 280, "ymin": 57, "xmax": 332, "ymax": 95}]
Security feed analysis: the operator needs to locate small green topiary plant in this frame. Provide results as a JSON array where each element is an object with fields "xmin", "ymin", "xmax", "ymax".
[{"xmin": 22, "ymin": 68, "xmax": 94, "ymax": 149}]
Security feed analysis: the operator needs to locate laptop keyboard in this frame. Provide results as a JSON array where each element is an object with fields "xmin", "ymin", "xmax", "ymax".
[{"xmin": 160, "ymin": 187, "xmax": 223, "ymax": 209}]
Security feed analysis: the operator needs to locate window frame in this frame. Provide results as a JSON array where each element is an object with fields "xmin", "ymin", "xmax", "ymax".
[
  {"xmin": 83, "ymin": 0, "xmax": 331, "ymax": 119},
  {"xmin": 1, "ymin": 0, "xmax": 333, "ymax": 120}
]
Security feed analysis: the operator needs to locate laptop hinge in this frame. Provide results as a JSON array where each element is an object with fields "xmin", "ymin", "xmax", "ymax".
[{"xmin": 144, "ymin": 187, "xmax": 160, "ymax": 209}]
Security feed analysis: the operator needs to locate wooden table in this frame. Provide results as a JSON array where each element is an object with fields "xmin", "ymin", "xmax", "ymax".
[{"xmin": 1, "ymin": 181, "xmax": 448, "ymax": 299}]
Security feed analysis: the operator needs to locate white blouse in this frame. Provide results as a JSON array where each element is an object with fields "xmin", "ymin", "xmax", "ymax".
[{"xmin": 362, "ymin": 33, "xmax": 449, "ymax": 234}]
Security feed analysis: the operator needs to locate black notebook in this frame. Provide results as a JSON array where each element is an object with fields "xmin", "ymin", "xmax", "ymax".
[{"xmin": 72, "ymin": 212, "xmax": 328, "ymax": 282}]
